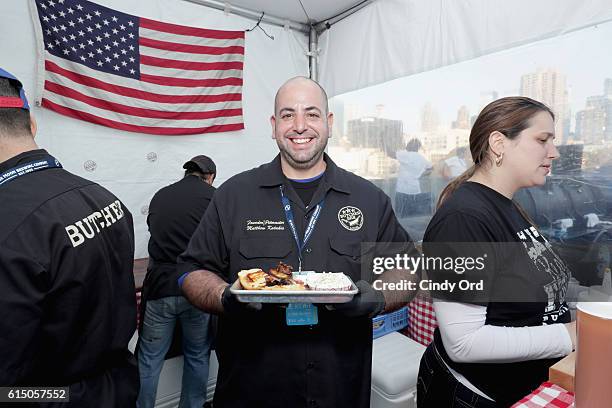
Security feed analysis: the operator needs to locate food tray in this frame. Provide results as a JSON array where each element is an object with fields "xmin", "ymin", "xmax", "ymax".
[{"xmin": 230, "ymin": 271, "xmax": 358, "ymax": 304}]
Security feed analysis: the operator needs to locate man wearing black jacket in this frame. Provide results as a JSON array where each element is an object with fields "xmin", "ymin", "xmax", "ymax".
[
  {"xmin": 0, "ymin": 68, "xmax": 138, "ymax": 406},
  {"xmin": 137, "ymin": 156, "xmax": 216, "ymax": 408},
  {"xmin": 177, "ymin": 77, "xmax": 419, "ymax": 408}
]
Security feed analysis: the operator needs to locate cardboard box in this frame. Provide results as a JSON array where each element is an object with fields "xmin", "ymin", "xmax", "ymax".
[{"xmin": 549, "ymin": 351, "xmax": 575, "ymax": 392}]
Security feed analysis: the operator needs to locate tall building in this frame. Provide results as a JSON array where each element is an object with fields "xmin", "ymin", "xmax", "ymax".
[
  {"xmin": 605, "ymin": 79, "xmax": 612, "ymax": 142},
  {"xmin": 345, "ymin": 103, "xmax": 365, "ymax": 125},
  {"xmin": 471, "ymin": 91, "xmax": 500, "ymax": 126},
  {"xmin": 419, "ymin": 128, "xmax": 470, "ymax": 163},
  {"xmin": 329, "ymin": 97, "xmax": 345, "ymax": 141},
  {"xmin": 607, "ymin": 100, "xmax": 612, "ymax": 142},
  {"xmin": 452, "ymin": 106, "xmax": 470, "ymax": 129},
  {"xmin": 421, "ymin": 131, "xmax": 447, "ymax": 154},
  {"xmin": 562, "ymin": 90, "xmax": 572, "ymax": 143},
  {"xmin": 520, "ymin": 68, "xmax": 569, "ymax": 141},
  {"xmin": 574, "ymin": 79, "xmax": 612, "ymax": 143},
  {"xmin": 346, "ymin": 117, "xmax": 403, "ymax": 158},
  {"xmin": 366, "ymin": 149, "xmax": 398, "ymax": 178},
  {"xmin": 421, "ymin": 102, "xmax": 440, "ymax": 132},
  {"xmin": 604, "ymin": 78, "xmax": 612, "ymax": 96},
  {"xmin": 575, "ymin": 100, "xmax": 605, "ymax": 144}
]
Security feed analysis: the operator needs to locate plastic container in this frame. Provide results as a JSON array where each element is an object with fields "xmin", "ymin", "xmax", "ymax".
[
  {"xmin": 575, "ymin": 302, "xmax": 612, "ymax": 408},
  {"xmin": 372, "ymin": 306, "xmax": 409, "ymax": 339},
  {"xmin": 371, "ymin": 331, "xmax": 426, "ymax": 408}
]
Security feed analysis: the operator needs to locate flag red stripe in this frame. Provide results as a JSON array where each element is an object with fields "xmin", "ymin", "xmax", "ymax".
[
  {"xmin": 42, "ymin": 98, "xmax": 245, "ymax": 135},
  {"xmin": 45, "ymin": 60, "xmax": 241, "ymax": 103},
  {"xmin": 140, "ymin": 18, "xmax": 245, "ymax": 40},
  {"xmin": 139, "ymin": 37, "xmax": 244, "ymax": 55},
  {"xmin": 140, "ymin": 55, "xmax": 243, "ymax": 71},
  {"xmin": 45, "ymin": 81, "xmax": 243, "ymax": 120},
  {"xmin": 140, "ymin": 74, "xmax": 242, "ymax": 87}
]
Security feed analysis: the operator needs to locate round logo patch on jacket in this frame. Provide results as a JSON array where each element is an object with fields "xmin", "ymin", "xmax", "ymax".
[{"xmin": 338, "ymin": 206, "xmax": 364, "ymax": 231}]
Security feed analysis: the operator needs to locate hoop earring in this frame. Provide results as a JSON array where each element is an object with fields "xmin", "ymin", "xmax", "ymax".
[{"xmin": 495, "ymin": 152, "xmax": 504, "ymax": 167}]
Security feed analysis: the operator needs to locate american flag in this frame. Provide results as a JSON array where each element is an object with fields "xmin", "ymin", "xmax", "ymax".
[{"xmin": 32, "ymin": 0, "xmax": 245, "ymax": 135}]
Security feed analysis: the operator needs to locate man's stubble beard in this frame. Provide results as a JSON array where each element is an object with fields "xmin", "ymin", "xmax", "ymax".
[{"xmin": 277, "ymin": 135, "xmax": 329, "ymax": 170}]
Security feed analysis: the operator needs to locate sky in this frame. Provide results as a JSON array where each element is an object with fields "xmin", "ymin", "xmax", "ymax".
[{"xmin": 332, "ymin": 21, "xmax": 612, "ymax": 134}]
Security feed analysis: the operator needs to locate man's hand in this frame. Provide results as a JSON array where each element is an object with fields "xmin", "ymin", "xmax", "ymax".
[
  {"xmin": 221, "ymin": 285, "xmax": 262, "ymax": 316},
  {"xmin": 331, "ymin": 280, "xmax": 385, "ymax": 318}
]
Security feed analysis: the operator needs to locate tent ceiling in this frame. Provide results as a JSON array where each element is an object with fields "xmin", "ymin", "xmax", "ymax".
[{"xmin": 224, "ymin": 0, "xmax": 366, "ymax": 24}]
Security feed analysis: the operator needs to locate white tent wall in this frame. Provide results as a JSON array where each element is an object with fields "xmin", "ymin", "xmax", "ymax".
[
  {"xmin": 0, "ymin": 0, "xmax": 309, "ymax": 257},
  {"xmin": 319, "ymin": 0, "xmax": 612, "ymax": 97}
]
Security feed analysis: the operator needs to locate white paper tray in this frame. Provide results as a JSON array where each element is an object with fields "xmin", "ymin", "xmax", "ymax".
[{"xmin": 229, "ymin": 272, "xmax": 358, "ymax": 303}]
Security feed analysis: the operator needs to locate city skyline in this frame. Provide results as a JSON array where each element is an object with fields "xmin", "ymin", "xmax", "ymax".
[{"xmin": 331, "ymin": 21, "xmax": 612, "ymax": 136}]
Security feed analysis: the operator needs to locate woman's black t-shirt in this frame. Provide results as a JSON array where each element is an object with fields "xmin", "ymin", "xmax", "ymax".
[{"xmin": 424, "ymin": 181, "xmax": 571, "ymax": 406}]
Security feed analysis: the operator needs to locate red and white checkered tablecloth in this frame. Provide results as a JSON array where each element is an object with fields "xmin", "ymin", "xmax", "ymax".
[
  {"xmin": 404, "ymin": 295, "xmax": 437, "ymax": 346},
  {"xmin": 511, "ymin": 382, "xmax": 574, "ymax": 408}
]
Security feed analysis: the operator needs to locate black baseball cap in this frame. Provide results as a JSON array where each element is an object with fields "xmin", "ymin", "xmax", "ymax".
[{"xmin": 183, "ymin": 155, "xmax": 216, "ymax": 174}]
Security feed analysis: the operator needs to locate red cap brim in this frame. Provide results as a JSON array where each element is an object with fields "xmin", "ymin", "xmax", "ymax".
[{"xmin": 0, "ymin": 96, "xmax": 25, "ymax": 109}]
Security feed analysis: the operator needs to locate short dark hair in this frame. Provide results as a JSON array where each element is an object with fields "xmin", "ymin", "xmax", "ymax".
[
  {"xmin": 406, "ymin": 138, "xmax": 422, "ymax": 152},
  {"xmin": 0, "ymin": 77, "xmax": 31, "ymax": 137},
  {"xmin": 184, "ymin": 169, "xmax": 215, "ymax": 180}
]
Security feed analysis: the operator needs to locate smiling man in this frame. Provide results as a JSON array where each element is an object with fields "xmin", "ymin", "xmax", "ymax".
[
  {"xmin": 177, "ymin": 77, "xmax": 419, "ymax": 408},
  {"xmin": 272, "ymin": 77, "xmax": 330, "ymax": 175}
]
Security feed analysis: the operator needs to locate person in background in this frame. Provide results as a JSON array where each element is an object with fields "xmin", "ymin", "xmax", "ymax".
[
  {"xmin": 442, "ymin": 146, "xmax": 470, "ymax": 180},
  {"xmin": 395, "ymin": 138, "xmax": 432, "ymax": 217},
  {"xmin": 177, "ymin": 76, "xmax": 420, "ymax": 408},
  {"xmin": 417, "ymin": 97, "xmax": 576, "ymax": 407},
  {"xmin": 137, "ymin": 156, "xmax": 217, "ymax": 408},
  {"xmin": 0, "ymin": 68, "xmax": 138, "ymax": 406}
]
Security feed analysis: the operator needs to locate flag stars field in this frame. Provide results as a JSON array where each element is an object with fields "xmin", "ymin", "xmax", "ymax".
[{"xmin": 33, "ymin": 0, "xmax": 246, "ymax": 135}]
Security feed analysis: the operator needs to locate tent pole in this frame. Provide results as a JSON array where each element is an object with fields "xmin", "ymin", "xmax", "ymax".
[
  {"xmin": 181, "ymin": 0, "xmax": 310, "ymax": 33},
  {"xmin": 309, "ymin": 26, "xmax": 318, "ymax": 81}
]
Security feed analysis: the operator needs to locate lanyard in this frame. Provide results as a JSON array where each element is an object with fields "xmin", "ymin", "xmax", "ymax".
[
  {"xmin": 0, "ymin": 155, "xmax": 62, "ymax": 187},
  {"xmin": 280, "ymin": 185, "xmax": 324, "ymax": 272}
]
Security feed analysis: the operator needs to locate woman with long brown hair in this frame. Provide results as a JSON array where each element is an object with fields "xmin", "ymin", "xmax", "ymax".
[{"xmin": 416, "ymin": 97, "xmax": 576, "ymax": 407}]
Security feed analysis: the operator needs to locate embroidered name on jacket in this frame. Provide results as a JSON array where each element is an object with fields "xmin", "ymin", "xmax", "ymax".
[
  {"xmin": 246, "ymin": 219, "xmax": 285, "ymax": 231},
  {"xmin": 65, "ymin": 200, "xmax": 125, "ymax": 247}
]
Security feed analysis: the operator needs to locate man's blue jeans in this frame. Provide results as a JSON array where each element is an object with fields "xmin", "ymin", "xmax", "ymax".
[{"xmin": 137, "ymin": 296, "xmax": 212, "ymax": 408}]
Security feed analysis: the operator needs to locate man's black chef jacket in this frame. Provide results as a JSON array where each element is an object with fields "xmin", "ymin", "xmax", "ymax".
[
  {"xmin": 178, "ymin": 154, "xmax": 413, "ymax": 408},
  {"xmin": 0, "ymin": 149, "xmax": 138, "ymax": 407},
  {"xmin": 144, "ymin": 175, "xmax": 215, "ymax": 300}
]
